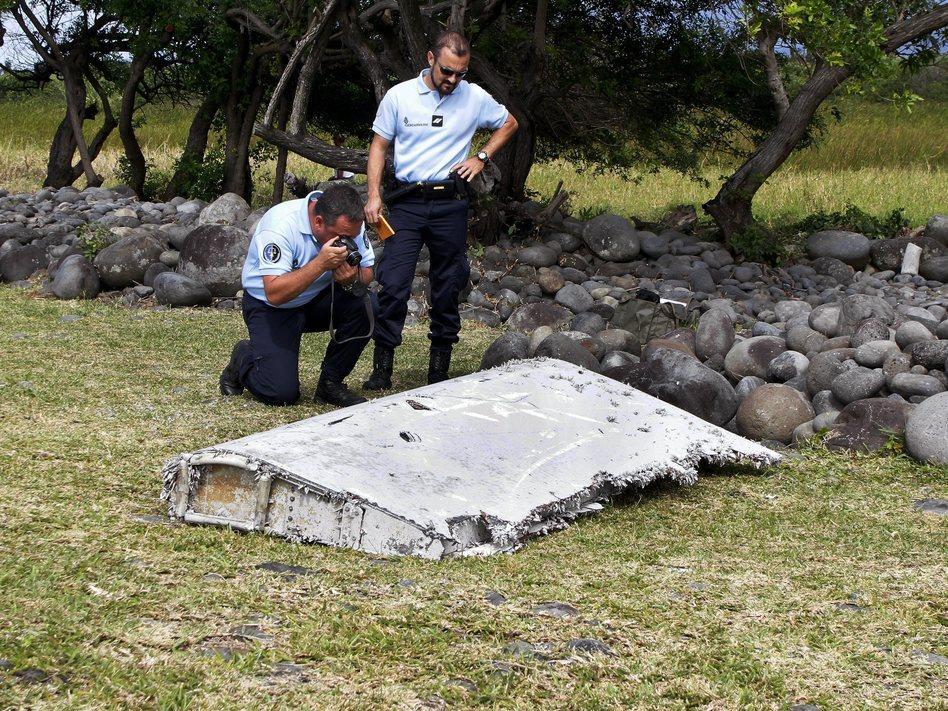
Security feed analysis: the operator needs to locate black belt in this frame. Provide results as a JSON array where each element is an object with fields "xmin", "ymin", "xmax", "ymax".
[{"xmin": 385, "ymin": 176, "xmax": 470, "ymax": 204}]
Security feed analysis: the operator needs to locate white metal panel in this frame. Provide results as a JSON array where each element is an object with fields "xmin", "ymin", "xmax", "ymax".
[{"xmin": 163, "ymin": 359, "xmax": 779, "ymax": 558}]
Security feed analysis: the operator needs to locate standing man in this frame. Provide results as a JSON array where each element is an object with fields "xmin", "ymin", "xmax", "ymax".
[
  {"xmin": 219, "ymin": 182, "xmax": 375, "ymax": 407},
  {"xmin": 363, "ymin": 30, "xmax": 518, "ymax": 389}
]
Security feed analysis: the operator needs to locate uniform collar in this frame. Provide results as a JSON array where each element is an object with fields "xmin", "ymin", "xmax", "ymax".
[
  {"xmin": 416, "ymin": 69, "xmax": 433, "ymax": 94},
  {"xmin": 299, "ymin": 190, "xmax": 323, "ymax": 237}
]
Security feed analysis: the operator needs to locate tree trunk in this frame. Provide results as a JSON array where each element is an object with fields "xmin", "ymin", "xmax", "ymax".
[
  {"xmin": 272, "ymin": 97, "xmax": 291, "ymax": 204},
  {"xmin": 492, "ymin": 114, "xmax": 534, "ymax": 201},
  {"xmin": 222, "ymin": 31, "xmax": 265, "ymax": 199},
  {"xmin": 705, "ymin": 4, "xmax": 948, "ymax": 241},
  {"xmin": 165, "ymin": 94, "xmax": 220, "ymax": 200},
  {"xmin": 704, "ymin": 64, "xmax": 848, "ymax": 240},
  {"xmin": 118, "ymin": 53, "xmax": 151, "ymax": 196},
  {"xmin": 44, "ymin": 112, "xmax": 79, "ymax": 188},
  {"xmin": 70, "ymin": 71, "xmax": 118, "ymax": 184}
]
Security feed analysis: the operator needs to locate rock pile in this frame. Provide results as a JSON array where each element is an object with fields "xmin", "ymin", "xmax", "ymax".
[
  {"xmin": 468, "ymin": 209, "xmax": 948, "ymax": 465},
  {"xmin": 0, "ymin": 187, "xmax": 261, "ymax": 308},
  {"xmin": 1, "ymin": 185, "xmax": 946, "ymax": 464}
]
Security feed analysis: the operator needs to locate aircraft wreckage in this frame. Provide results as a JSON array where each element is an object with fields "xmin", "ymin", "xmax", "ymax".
[{"xmin": 161, "ymin": 359, "xmax": 779, "ymax": 559}]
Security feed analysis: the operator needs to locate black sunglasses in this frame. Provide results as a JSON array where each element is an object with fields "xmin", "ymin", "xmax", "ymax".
[{"xmin": 437, "ymin": 63, "xmax": 468, "ymax": 79}]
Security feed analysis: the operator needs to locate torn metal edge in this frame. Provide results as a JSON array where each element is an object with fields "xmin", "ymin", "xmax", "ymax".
[{"xmin": 160, "ymin": 438, "xmax": 779, "ymax": 558}]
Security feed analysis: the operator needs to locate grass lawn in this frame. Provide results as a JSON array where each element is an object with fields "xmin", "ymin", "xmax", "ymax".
[
  {"xmin": 0, "ymin": 285, "xmax": 945, "ymax": 708},
  {"xmin": 0, "ymin": 93, "xmax": 945, "ymax": 226}
]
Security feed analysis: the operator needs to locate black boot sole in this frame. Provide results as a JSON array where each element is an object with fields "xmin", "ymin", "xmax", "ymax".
[{"xmin": 220, "ymin": 340, "xmax": 249, "ymax": 396}]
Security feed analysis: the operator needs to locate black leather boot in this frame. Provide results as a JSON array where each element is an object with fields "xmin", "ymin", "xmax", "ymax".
[
  {"xmin": 315, "ymin": 376, "xmax": 367, "ymax": 407},
  {"xmin": 363, "ymin": 345, "xmax": 394, "ymax": 391},
  {"xmin": 219, "ymin": 339, "xmax": 250, "ymax": 396},
  {"xmin": 427, "ymin": 345, "xmax": 452, "ymax": 385}
]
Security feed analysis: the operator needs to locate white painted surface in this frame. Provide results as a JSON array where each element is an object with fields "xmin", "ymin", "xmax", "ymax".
[
  {"xmin": 163, "ymin": 359, "xmax": 779, "ymax": 557},
  {"xmin": 901, "ymin": 242, "xmax": 922, "ymax": 275}
]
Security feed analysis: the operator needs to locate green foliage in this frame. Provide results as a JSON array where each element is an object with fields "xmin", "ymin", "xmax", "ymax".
[
  {"xmin": 573, "ymin": 204, "xmax": 612, "ymax": 221},
  {"xmin": 114, "ymin": 156, "xmax": 170, "ymax": 202},
  {"xmin": 730, "ymin": 223, "xmax": 793, "ymax": 264},
  {"xmin": 165, "ymin": 145, "xmax": 226, "ymax": 202},
  {"xmin": 795, "ymin": 203, "xmax": 910, "ymax": 238},
  {"xmin": 75, "ymin": 223, "xmax": 113, "ymax": 259}
]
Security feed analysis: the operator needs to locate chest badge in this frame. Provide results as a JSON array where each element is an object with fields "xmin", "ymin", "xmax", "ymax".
[{"xmin": 431, "ymin": 115, "xmax": 443, "ymax": 127}]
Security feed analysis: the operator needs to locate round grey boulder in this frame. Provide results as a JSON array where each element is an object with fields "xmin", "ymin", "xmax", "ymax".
[
  {"xmin": 570, "ymin": 311, "xmax": 607, "ymax": 336},
  {"xmin": 0, "ymin": 244, "xmax": 46, "ymax": 282},
  {"xmin": 50, "ymin": 254, "xmax": 100, "ymax": 299},
  {"xmin": 830, "ymin": 367, "xmax": 885, "ymax": 404},
  {"xmin": 768, "ymin": 351, "xmax": 809, "ymax": 382},
  {"xmin": 537, "ymin": 267, "xmax": 565, "ymax": 295},
  {"xmin": 143, "ymin": 262, "xmax": 171, "ymax": 287},
  {"xmin": 178, "ymin": 224, "xmax": 250, "ymax": 296},
  {"xmin": 919, "ymin": 256, "xmax": 948, "ymax": 283},
  {"xmin": 890, "ymin": 372, "xmax": 945, "ymax": 398},
  {"xmin": 909, "ymin": 340, "xmax": 948, "ymax": 370},
  {"xmin": 806, "ymin": 230, "xmax": 871, "ymax": 268},
  {"xmin": 850, "ymin": 318, "xmax": 891, "ymax": 349},
  {"xmin": 724, "ymin": 336, "xmax": 787, "ymax": 380},
  {"xmin": 517, "ymin": 245, "xmax": 558, "ymax": 268},
  {"xmin": 905, "ymin": 392, "xmax": 948, "ymax": 464},
  {"xmin": 582, "ymin": 214, "xmax": 640, "ymax": 262},
  {"xmin": 925, "ymin": 214, "xmax": 948, "ymax": 247},
  {"xmin": 152, "ymin": 271, "xmax": 213, "ymax": 307},
  {"xmin": 480, "ymin": 332, "xmax": 531, "ymax": 371},
  {"xmin": 597, "ymin": 329, "xmax": 636, "ymax": 354},
  {"xmin": 786, "ymin": 324, "xmax": 826, "ymax": 354},
  {"xmin": 805, "ymin": 348, "xmax": 855, "ymax": 396},
  {"xmin": 774, "ymin": 300, "xmax": 812, "ymax": 322},
  {"xmin": 535, "ymin": 333, "xmax": 601, "ymax": 372},
  {"xmin": 93, "ymin": 232, "xmax": 164, "ymax": 288},
  {"xmin": 854, "ymin": 340, "xmax": 900, "ymax": 368},
  {"xmin": 808, "ymin": 303, "xmax": 841, "ymax": 337},
  {"xmin": 507, "ymin": 302, "xmax": 573, "ymax": 333},
  {"xmin": 695, "ymin": 308, "xmax": 735, "ymax": 362},
  {"xmin": 735, "ymin": 375, "xmax": 766, "ymax": 400},
  {"xmin": 736, "ymin": 383, "xmax": 814, "ymax": 443},
  {"xmin": 198, "ymin": 192, "xmax": 251, "ymax": 226},
  {"xmin": 835, "ymin": 294, "xmax": 895, "ymax": 336},
  {"xmin": 554, "ymin": 282, "xmax": 595, "ymax": 314},
  {"xmin": 826, "ymin": 398, "xmax": 911, "ymax": 452},
  {"xmin": 605, "ymin": 347, "xmax": 738, "ymax": 426},
  {"xmin": 895, "ymin": 320, "xmax": 934, "ymax": 349}
]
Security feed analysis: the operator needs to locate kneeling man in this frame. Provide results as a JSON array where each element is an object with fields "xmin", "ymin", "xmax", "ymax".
[{"xmin": 220, "ymin": 183, "xmax": 375, "ymax": 407}]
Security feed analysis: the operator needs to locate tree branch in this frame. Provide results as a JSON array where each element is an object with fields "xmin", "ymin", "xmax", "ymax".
[
  {"xmin": 344, "ymin": 2, "xmax": 389, "ymax": 103},
  {"xmin": 263, "ymin": 0, "xmax": 340, "ymax": 128},
  {"xmin": 396, "ymin": 0, "xmax": 429, "ymax": 70},
  {"xmin": 254, "ymin": 123, "xmax": 379, "ymax": 173},
  {"xmin": 756, "ymin": 28, "xmax": 789, "ymax": 119}
]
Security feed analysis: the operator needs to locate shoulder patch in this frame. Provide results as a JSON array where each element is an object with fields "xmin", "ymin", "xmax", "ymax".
[
  {"xmin": 363, "ymin": 234, "xmax": 370, "ymax": 250},
  {"xmin": 262, "ymin": 243, "xmax": 282, "ymax": 263}
]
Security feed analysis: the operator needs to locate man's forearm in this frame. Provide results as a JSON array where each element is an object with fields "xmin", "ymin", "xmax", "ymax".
[
  {"xmin": 264, "ymin": 260, "xmax": 327, "ymax": 306},
  {"xmin": 366, "ymin": 140, "xmax": 387, "ymax": 200},
  {"xmin": 482, "ymin": 114, "xmax": 519, "ymax": 159}
]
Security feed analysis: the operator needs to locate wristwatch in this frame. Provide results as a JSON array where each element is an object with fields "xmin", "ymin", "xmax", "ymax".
[{"xmin": 476, "ymin": 150, "xmax": 489, "ymax": 163}]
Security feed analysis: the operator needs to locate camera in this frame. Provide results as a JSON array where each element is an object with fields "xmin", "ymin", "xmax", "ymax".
[{"xmin": 333, "ymin": 236, "xmax": 362, "ymax": 267}]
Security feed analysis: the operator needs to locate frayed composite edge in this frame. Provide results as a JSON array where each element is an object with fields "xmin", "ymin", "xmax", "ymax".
[{"xmin": 160, "ymin": 440, "xmax": 779, "ymax": 557}]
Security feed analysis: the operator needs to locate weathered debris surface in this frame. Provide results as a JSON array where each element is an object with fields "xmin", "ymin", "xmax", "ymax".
[{"xmin": 161, "ymin": 359, "xmax": 779, "ymax": 559}]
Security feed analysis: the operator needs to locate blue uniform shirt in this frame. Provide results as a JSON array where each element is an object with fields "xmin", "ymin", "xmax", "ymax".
[
  {"xmin": 241, "ymin": 190, "xmax": 375, "ymax": 309},
  {"xmin": 372, "ymin": 69, "xmax": 509, "ymax": 182}
]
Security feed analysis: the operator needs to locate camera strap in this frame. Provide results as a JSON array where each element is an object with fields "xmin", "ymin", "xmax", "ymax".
[{"xmin": 328, "ymin": 279, "xmax": 374, "ymax": 345}]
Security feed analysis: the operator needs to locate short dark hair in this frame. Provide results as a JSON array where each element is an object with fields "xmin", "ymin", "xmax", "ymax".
[
  {"xmin": 310, "ymin": 183, "xmax": 363, "ymax": 226},
  {"xmin": 432, "ymin": 31, "xmax": 470, "ymax": 60}
]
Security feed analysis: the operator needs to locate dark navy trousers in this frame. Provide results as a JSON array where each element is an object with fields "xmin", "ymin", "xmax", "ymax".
[
  {"xmin": 237, "ymin": 289, "xmax": 374, "ymax": 405},
  {"xmin": 375, "ymin": 196, "xmax": 470, "ymax": 349}
]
